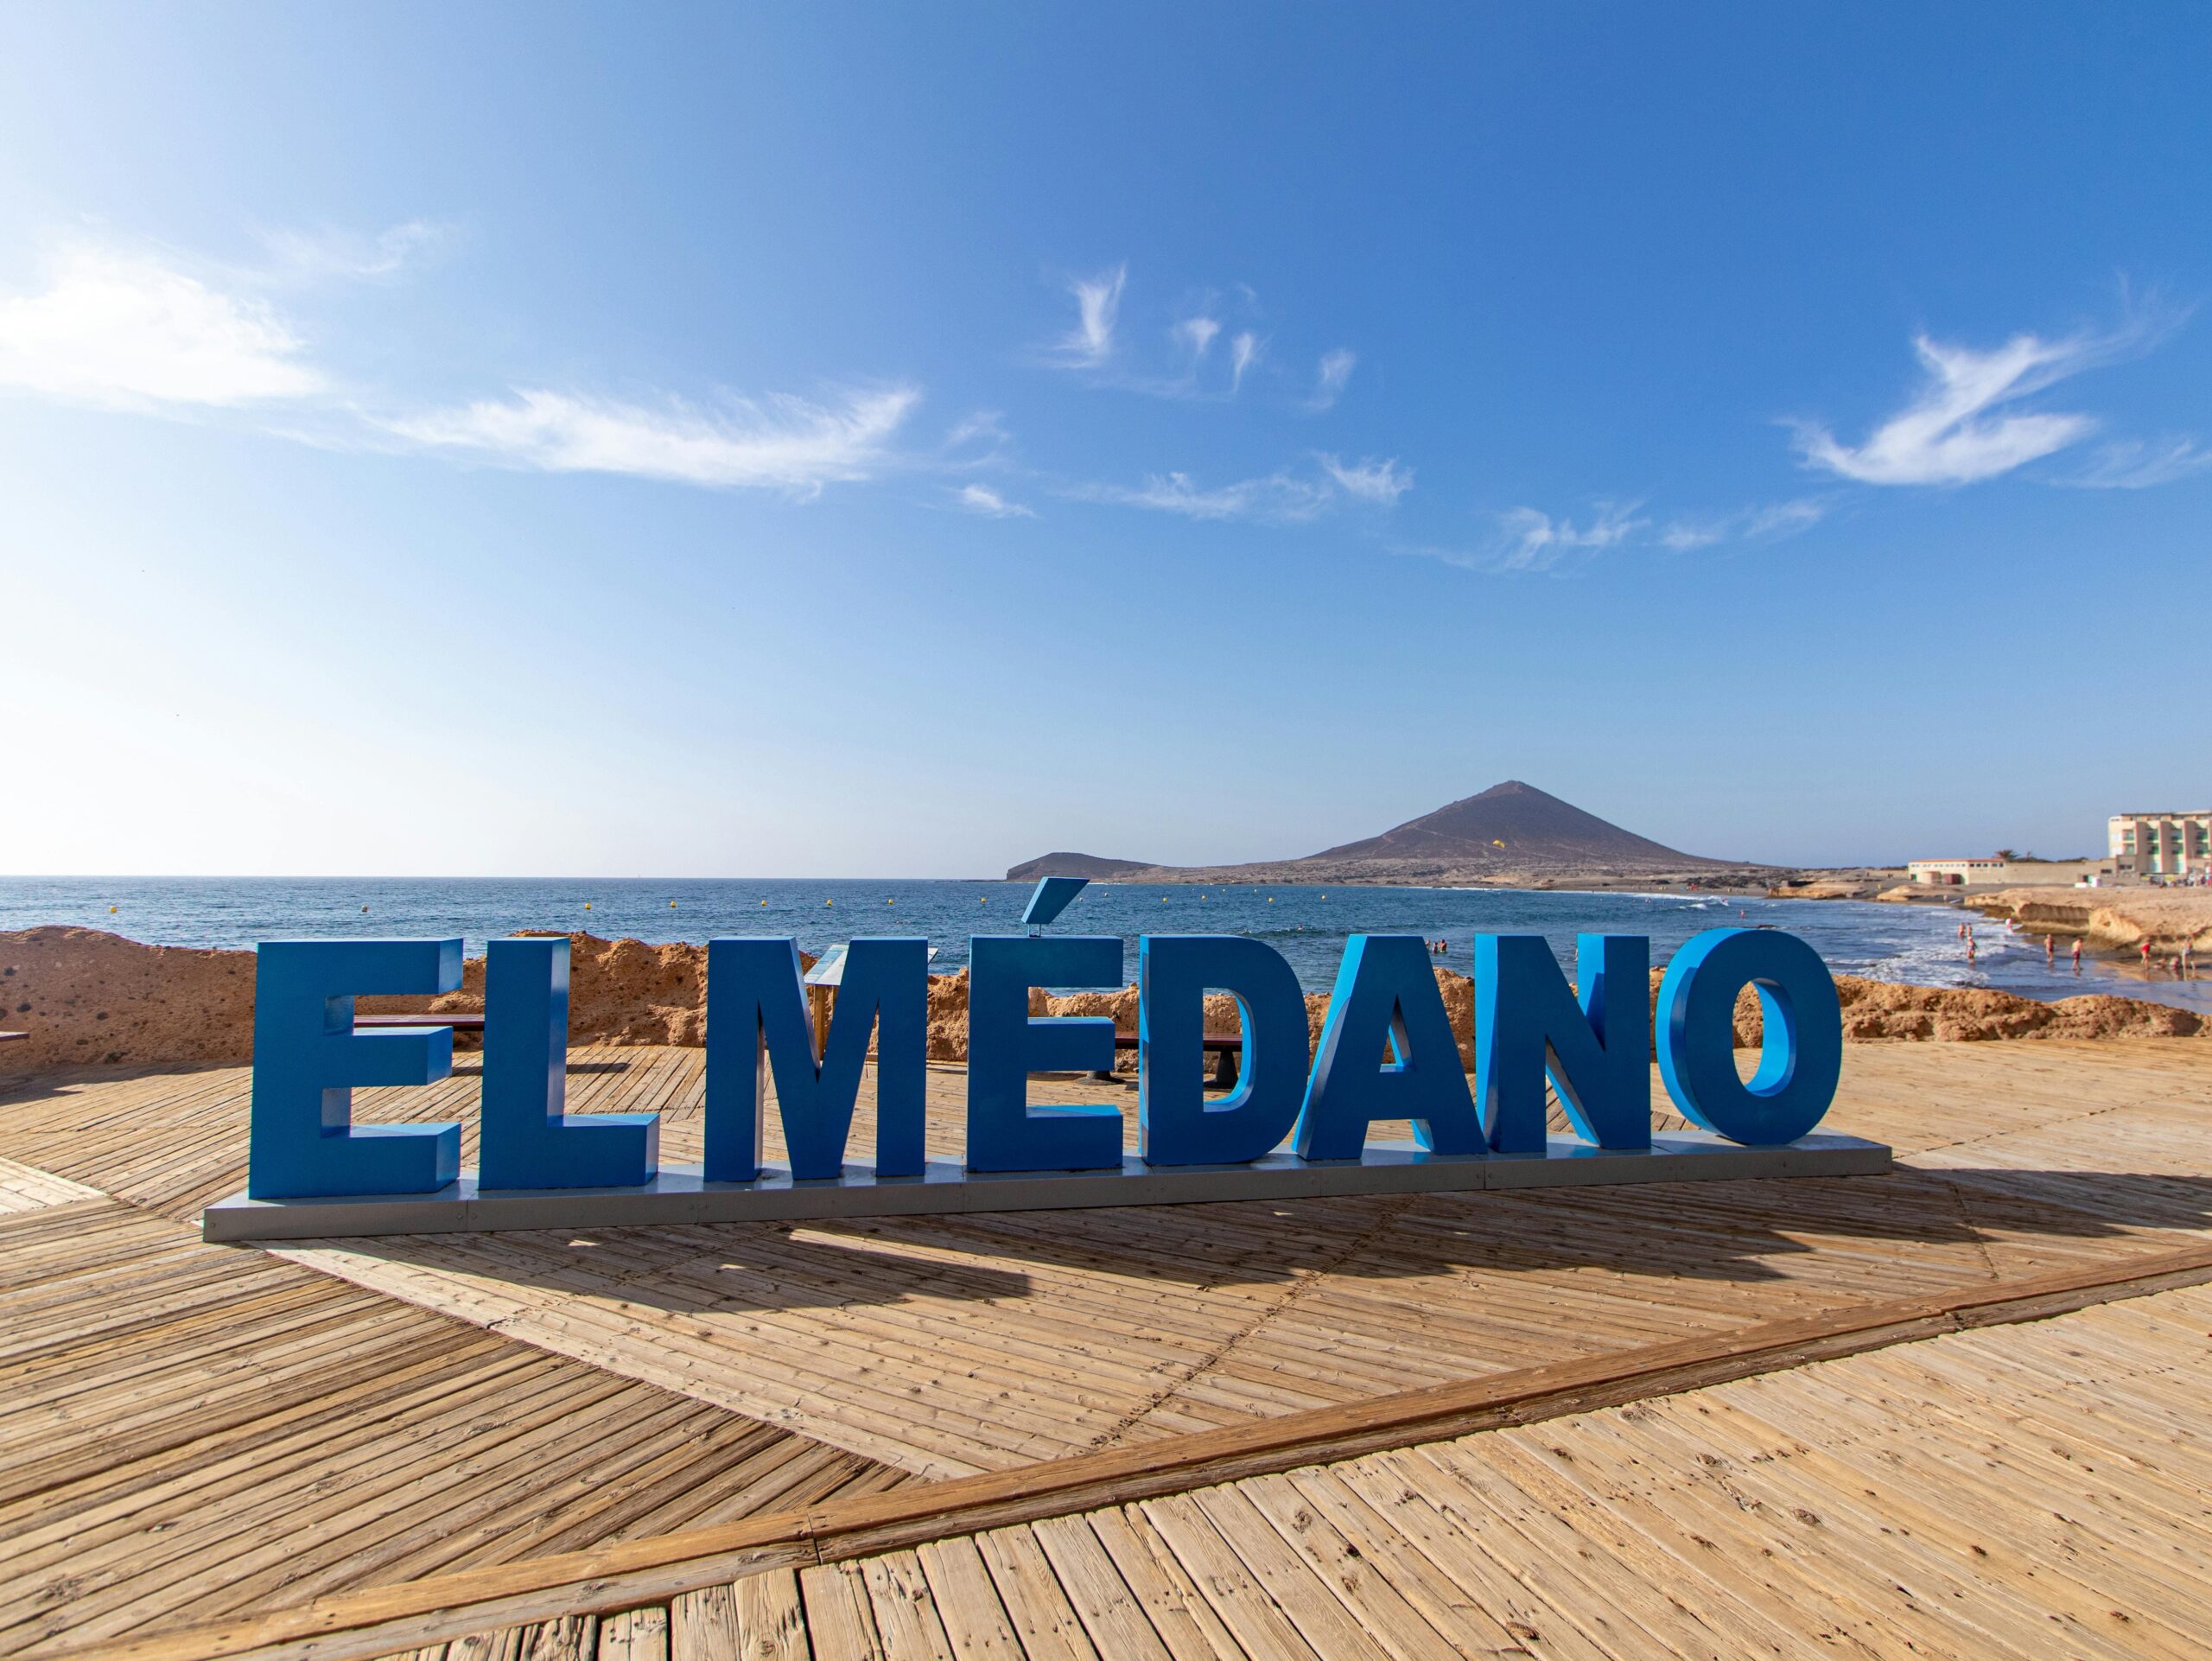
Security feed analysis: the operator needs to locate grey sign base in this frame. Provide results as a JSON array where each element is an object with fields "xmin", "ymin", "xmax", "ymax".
[{"xmin": 203, "ymin": 1131, "xmax": 1891, "ymax": 1243}]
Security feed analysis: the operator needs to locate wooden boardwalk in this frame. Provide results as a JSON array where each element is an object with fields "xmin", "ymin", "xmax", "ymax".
[
  {"xmin": 0, "ymin": 1171, "xmax": 902, "ymax": 1654},
  {"xmin": 1, "ymin": 1038, "xmax": 2210, "ymax": 1655},
  {"xmin": 358, "ymin": 1276, "xmax": 2212, "ymax": 1661}
]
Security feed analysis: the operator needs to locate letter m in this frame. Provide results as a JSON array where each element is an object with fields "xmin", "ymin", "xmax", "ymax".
[{"xmin": 704, "ymin": 938, "xmax": 927, "ymax": 1182}]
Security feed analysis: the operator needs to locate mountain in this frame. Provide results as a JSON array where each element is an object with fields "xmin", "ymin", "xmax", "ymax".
[
  {"xmin": 1003, "ymin": 780, "xmax": 1758, "ymax": 883},
  {"xmin": 1005, "ymin": 851, "xmax": 1156, "ymax": 881},
  {"xmin": 1306, "ymin": 780, "xmax": 1722, "ymax": 868}
]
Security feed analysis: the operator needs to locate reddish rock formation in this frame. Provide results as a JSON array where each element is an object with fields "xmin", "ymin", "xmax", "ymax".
[
  {"xmin": 0, "ymin": 927, "xmax": 256, "ymax": 1071},
  {"xmin": 0, "ymin": 927, "xmax": 2199, "ymax": 1077},
  {"xmin": 1967, "ymin": 886, "xmax": 2212, "ymax": 951}
]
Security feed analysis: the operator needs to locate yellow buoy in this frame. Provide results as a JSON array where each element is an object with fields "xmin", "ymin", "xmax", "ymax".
[
  {"xmin": 670, "ymin": 901, "xmax": 677, "ymax": 907},
  {"xmin": 825, "ymin": 899, "xmax": 833, "ymax": 907},
  {"xmin": 760, "ymin": 899, "xmax": 768, "ymax": 906},
  {"xmin": 584, "ymin": 901, "xmax": 592, "ymax": 910},
  {"xmin": 109, "ymin": 905, "xmax": 118, "ymax": 913}
]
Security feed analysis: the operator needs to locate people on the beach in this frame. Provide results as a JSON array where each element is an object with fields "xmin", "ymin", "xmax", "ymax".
[
  {"xmin": 2071, "ymin": 939, "xmax": 2082, "ymax": 975},
  {"xmin": 2044, "ymin": 935, "xmax": 2056, "ymax": 966}
]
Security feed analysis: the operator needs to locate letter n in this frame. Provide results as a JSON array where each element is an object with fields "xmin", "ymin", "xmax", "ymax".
[{"xmin": 1475, "ymin": 933, "xmax": 1649, "ymax": 1155}]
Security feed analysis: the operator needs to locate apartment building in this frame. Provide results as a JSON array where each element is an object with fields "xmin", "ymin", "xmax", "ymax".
[{"xmin": 2109, "ymin": 811, "xmax": 2212, "ymax": 877}]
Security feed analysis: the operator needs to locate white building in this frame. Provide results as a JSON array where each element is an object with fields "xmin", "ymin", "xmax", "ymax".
[
  {"xmin": 2108, "ymin": 811, "xmax": 2212, "ymax": 878},
  {"xmin": 1907, "ymin": 857, "xmax": 2007, "ymax": 887},
  {"xmin": 1908, "ymin": 855, "xmax": 2118, "ymax": 888}
]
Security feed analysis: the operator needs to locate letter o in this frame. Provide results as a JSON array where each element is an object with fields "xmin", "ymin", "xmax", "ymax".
[{"xmin": 1656, "ymin": 929, "xmax": 1841, "ymax": 1146}]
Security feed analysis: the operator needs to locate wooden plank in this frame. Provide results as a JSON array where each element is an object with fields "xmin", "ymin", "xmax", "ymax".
[
  {"xmin": 1066, "ymin": 1510, "xmax": 1243, "ymax": 1661},
  {"xmin": 968, "ymin": 1527, "xmax": 1096, "ymax": 1661},
  {"xmin": 732, "ymin": 1572, "xmax": 808, "ymax": 1661},
  {"xmin": 912, "ymin": 1537, "xmax": 1020, "ymax": 1659},
  {"xmin": 1020, "ymin": 1516, "xmax": 1173, "ymax": 1661},
  {"xmin": 594, "ymin": 1609, "xmax": 665, "ymax": 1661},
  {"xmin": 794, "ymin": 1563, "xmax": 876, "ymax": 1661},
  {"xmin": 858, "ymin": 1550, "xmax": 954, "ymax": 1659},
  {"xmin": 664, "ymin": 1587, "xmax": 737, "ymax": 1661}
]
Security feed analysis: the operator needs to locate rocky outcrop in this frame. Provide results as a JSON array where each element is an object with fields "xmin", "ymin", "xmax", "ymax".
[
  {"xmin": 0, "ymin": 927, "xmax": 257, "ymax": 1071},
  {"xmin": 1766, "ymin": 879, "xmax": 1876, "ymax": 901},
  {"xmin": 1, "ymin": 926, "xmax": 2200, "ymax": 1077},
  {"xmin": 0, "ymin": 928, "xmax": 788, "ymax": 1071},
  {"xmin": 416, "ymin": 932, "xmax": 721, "ymax": 1048},
  {"xmin": 1824, "ymin": 975, "xmax": 2202, "ymax": 1042},
  {"xmin": 1967, "ymin": 887, "xmax": 2212, "ymax": 951}
]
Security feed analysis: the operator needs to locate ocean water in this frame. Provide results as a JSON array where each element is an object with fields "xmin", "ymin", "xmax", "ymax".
[{"xmin": 4, "ymin": 875, "xmax": 2208, "ymax": 1013}]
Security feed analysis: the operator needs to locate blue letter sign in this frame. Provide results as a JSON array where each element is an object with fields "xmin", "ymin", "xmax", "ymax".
[
  {"xmin": 966, "ymin": 934, "xmax": 1125, "ymax": 1173},
  {"xmin": 1656, "ymin": 927, "xmax": 1843, "ymax": 1146},
  {"xmin": 704, "ymin": 936, "xmax": 928, "ymax": 1182},
  {"xmin": 479, "ymin": 936, "xmax": 659, "ymax": 1190},
  {"xmin": 219, "ymin": 924, "xmax": 1880, "ymax": 1241},
  {"xmin": 1294, "ymin": 934, "xmax": 1486, "ymax": 1161},
  {"xmin": 1475, "ymin": 933, "xmax": 1650, "ymax": 1155},
  {"xmin": 1138, "ymin": 933, "xmax": 1309, "ymax": 1166},
  {"xmin": 249, "ymin": 939, "xmax": 466, "ymax": 1200}
]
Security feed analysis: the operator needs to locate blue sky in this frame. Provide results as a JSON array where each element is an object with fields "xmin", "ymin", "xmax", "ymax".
[{"xmin": 3, "ymin": 5, "xmax": 2207, "ymax": 876}]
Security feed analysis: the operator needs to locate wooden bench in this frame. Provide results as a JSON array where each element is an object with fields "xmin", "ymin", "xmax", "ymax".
[
  {"xmin": 1098, "ymin": 1030, "xmax": 1244, "ymax": 1088},
  {"xmin": 0, "ymin": 1031, "xmax": 26, "ymax": 1045},
  {"xmin": 353, "ymin": 1013, "xmax": 486, "ymax": 1032}
]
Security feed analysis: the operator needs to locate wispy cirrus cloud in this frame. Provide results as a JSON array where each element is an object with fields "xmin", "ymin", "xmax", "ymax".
[
  {"xmin": 1406, "ymin": 493, "xmax": 1827, "ymax": 575},
  {"xmin": 1173, "ymin": 315, "xmax": 1220, "ymax": 360},
  {"xmin": 256, "ymin": 220, "xmax": 453, "ymax": 283},
  {"xmin": 2060, "ymin": 436, "xmax": 2212, "ymax": 489},
  {"xmin": 1044, "ymin": 264, "xmax": 1125, "ymax": 368},
  {"xmin": 1659, "ymin": 497, "xmax": 1828, "ymax": 550},
  {"xmin": 1319, "ymin": 453, "xmax": 1413, "ymax": 505},
  {"xmin": 1071, "ymin": 469, "xmax": 1334, "ymax": 524},
  {"xmin": 1486, "ymin": 501, "xmax": 1645, "ymax": 571},
  {"xmin": 382, "ymin": 385, "xmax": 920, "ymax": 496},
  {"xmin": 1304, "ymin": 347, "xmax": 1356, "ymax": 412},
  {"xmin": 1070, "ymin": 451, "xmax": 1409, "ymax": 525},
  {"xmin": 1229, "ymin": 331, "xmax": 1261, "ymax": 392},
  {"xmin": 0, "ymin": 242, "xmax": 324, "ymax": 409},
  {"xmin": 953, "ymin": 482, "xmax": 1034, "ymax": 518},
  {"xmin": 1788, "ymin": 315, "xmax": 2179, "ymax": 487}
]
